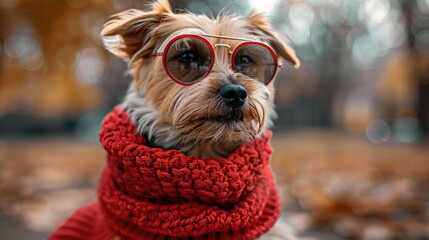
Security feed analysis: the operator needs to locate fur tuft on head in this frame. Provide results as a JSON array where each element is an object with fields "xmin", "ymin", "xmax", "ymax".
[{"xmin": 151, "ymin": 0, "xmax": 172, "ymax": 14}]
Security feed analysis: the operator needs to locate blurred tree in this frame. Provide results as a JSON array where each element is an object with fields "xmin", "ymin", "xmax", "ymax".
[
  {"xmin": 1, "ymin": 1, "xmax": 101, "ymax": 117},
  {"xmin": 0, "ymin": 0, "xmax": 427, "ymax": 137},
  {"xmin": 0, "ymin": 0, "xmax": 150, "ymax": 134},
  {"xmin": 377, "ymin": 0, "xmax": 429, "ymax": 141},
  {"xmin": 402, "ymin": 0, "xmax": 429, "ymax": 139},
  {"xmin": 401, "ymin": 0, "xmax": 429, "ymax": 139}
]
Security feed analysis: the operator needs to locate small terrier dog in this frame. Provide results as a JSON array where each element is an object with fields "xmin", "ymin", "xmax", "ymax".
[{"xmin": 101, "ymin": 0, "xmax": 299, "ymax": 238}]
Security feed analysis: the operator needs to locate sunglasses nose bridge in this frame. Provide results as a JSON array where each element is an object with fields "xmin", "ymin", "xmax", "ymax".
[
  {"xmin": 213, "ymin": 43, "xmax": 232, "ymax": 56},
  {"xmin": 213, "ymin": 43, "xmax": 233, "ymax": 69},
  {"xmin": 214, "ymin": 43, "xmax": 231, "ymax": 49}
]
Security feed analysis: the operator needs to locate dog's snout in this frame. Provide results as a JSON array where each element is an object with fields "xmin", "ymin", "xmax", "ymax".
[{"xmin": 219, "ymin": 84, "xmax": 247, "ymax": 108}]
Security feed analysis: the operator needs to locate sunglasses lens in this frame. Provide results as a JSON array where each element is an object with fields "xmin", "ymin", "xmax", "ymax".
[
  {"xmin": 165, "ymin": 37, "xmax": 213, "ymax": 84},
  {"xmin": 233, "ymin": 43, "xmax": 276, "ymax": 84}
]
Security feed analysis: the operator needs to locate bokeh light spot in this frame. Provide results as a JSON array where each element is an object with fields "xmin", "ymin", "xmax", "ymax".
[
  {"xmin": 248, "ymin": 0, "xmax": 278, "ymax": 14},
  {"xmin": 366, "ymin": 119, "xmax": 391, "ymax": 144},
  {"xmin": 361, "ymin": 0, "xmax": 390, "ymax": 26},
  {"xmin": 4, "ymin": 29, "xmax": 44, "ymax": 71},
  {"xmin": 74, "ymin": 48, "xmax": 105, "ymax": 85}
]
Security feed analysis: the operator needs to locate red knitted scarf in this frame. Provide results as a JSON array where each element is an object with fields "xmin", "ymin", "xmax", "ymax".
[{"xmin": 51, "ymin": 107, "xmax": 280, "ymax": 240}]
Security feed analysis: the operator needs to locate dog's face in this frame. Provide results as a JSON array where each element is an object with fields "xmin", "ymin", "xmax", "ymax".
[{"xmin": 101, "ymin": 0, "xmax": 299, "ymax": 157}]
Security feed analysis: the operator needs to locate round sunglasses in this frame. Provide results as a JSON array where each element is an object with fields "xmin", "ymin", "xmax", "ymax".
[{"xmin": 149, "ymin": 34, "xmax": 282, "ymax": 86}]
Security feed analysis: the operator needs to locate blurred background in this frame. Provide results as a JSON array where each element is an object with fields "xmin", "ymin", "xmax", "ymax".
[{"xmin": 0, "ymin": 0, "xmax": 428, "ymax": 239}]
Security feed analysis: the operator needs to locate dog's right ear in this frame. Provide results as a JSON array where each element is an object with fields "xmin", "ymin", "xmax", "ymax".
[
  {"xmin": 101, "ymin": 0, "xmax": 172, "ymax": 62},
  {"xmin": 246, "ymin": 11, "xmax": 300, "ymax": 68}
]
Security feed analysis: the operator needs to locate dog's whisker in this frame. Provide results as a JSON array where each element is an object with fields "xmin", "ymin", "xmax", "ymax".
[{"xmin": 253, "ymin": 99, "xmax": 265, "ymax": 134}]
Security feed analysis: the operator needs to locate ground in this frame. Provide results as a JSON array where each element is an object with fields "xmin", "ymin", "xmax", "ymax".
[{"xmin": 0, "ymin": 131, "xmax": 428, "ymax": 239}]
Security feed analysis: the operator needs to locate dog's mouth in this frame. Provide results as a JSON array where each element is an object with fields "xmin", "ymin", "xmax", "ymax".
[{"xmin": 198, "ymin": 109, "xmax": 244, "ymax": 123}]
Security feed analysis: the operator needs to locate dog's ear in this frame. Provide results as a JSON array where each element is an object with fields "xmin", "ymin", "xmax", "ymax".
[
  {"xmin": 101, "ymin": 0, "xmax": 172, "ymax": 62},
  {"xmin": 247, "ymin": 11, "xmax": 300, "ymax": 68}
]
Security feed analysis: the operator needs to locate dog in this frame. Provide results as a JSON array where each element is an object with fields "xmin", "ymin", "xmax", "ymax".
[{"xmin": 101, "ymin": 0, "xmax": 299, "ymax": 239}]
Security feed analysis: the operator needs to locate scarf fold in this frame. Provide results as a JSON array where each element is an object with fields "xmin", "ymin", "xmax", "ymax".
[{"xmin": 50, "ymin": 107, "xmax": 280, "ymax": 240}]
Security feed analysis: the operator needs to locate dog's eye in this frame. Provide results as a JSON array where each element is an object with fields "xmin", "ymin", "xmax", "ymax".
[
  {"xmin": 236, "ymin": 55, "xmax": 253, "ymax": 67},
  {"xmin": 175, "ymin": 50, "xmax": 200, "ymax": 62}
]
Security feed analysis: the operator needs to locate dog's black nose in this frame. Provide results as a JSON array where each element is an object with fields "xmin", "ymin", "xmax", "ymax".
[{"xmin": 219, "ymin": 84, "xmax": 247, "ymax": 108}]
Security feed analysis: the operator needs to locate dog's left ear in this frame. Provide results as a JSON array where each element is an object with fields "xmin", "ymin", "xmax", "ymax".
[{"xmin": 247, "ymin": 11, "xmax": 300, "ymax": 68}]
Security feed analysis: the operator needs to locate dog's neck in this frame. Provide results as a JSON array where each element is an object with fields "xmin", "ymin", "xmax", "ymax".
[{"xmin": 124, "ymin": 89, "xmax": 240, "ymax": 158}]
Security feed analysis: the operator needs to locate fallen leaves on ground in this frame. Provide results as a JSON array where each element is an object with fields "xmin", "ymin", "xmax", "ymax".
[{"xmin": 0, "ymin": 131, "xmax": 428, "ymax": 240}]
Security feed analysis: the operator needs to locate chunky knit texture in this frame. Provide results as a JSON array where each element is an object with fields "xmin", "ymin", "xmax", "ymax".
[{"xmin": 50, "ymin": 107, "xmax": 280, "ymax": 240}]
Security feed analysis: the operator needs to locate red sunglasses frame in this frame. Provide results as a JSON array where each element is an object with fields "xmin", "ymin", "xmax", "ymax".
[{"xmin": 149, "ymin": 34, "xmax": 280, "ymax": 86}]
